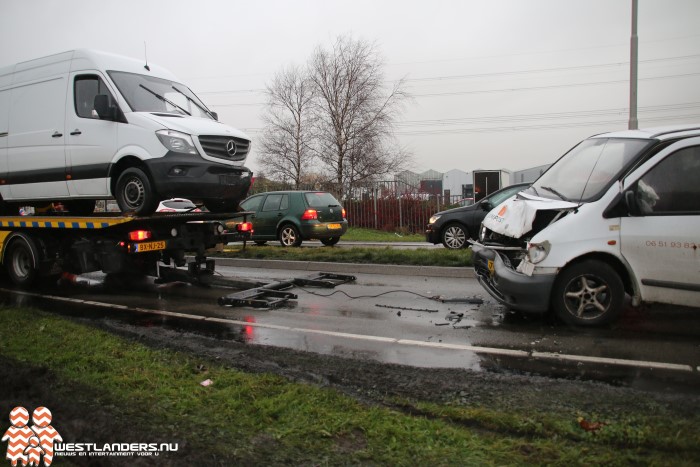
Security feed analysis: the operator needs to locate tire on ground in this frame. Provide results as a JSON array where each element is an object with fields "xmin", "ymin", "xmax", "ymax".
[
  {"xmin": 551, "ymin": 259, "xmax": 625, "ymax": 326},
  {"xmin": 278, "ymin": 224, "xmax": 302, "ymax": 247},
  {"xmin": 441, "ymin": 223, "xmax": 468, "ymax": 249}
]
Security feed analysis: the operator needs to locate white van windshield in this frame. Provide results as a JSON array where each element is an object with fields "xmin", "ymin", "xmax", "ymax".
[
  {"xmin": 529, "ymin": 138, "xmax": 651, "ymax": 203},
  {"xmin": 108, "ymin": 71, "xmax": 215, "ymax": 120}
]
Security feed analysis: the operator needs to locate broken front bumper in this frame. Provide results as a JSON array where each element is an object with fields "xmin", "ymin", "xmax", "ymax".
[{"xmin": 472, "ymin": 244, "xmax": 554, "ymax": 313}]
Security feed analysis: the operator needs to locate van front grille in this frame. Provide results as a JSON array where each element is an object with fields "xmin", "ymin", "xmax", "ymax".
[{"xmin": 198, "ymin": 135, "xmax": 250, "ymax": 162}]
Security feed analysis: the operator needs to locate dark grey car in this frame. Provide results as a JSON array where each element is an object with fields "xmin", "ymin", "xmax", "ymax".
[{"xmin": 425, "ymin": 183, "xmax": 529, "ymax": 249}]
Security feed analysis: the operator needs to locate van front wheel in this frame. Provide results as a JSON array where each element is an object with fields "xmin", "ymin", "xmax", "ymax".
[
  {"xmin": 552, "ymin": 260, "xmax": 624, "ymax": 326},
  {"xmin": 115, "ymin": 168, "xmax": 158, "ymax": 216}
]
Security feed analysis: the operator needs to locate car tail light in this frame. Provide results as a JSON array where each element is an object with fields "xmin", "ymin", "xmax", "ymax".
[
  {"xmin": 301, "ymin": 209, "xmax": 318, "ymax": 220},
  {"xmin": 237, "ymin": 222, "xmax": 253, "ymax": 233},
  {"xmin": 129, "ymin": 230, "xmax": 152, "ymax": 241},
  {"xmin": 342, "ymin": 208, "xmax": 346, "ymax": 219}
]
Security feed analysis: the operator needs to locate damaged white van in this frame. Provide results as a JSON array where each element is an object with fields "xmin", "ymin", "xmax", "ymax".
[
  {"xmin": 0, "ymin": 49, "xmax": 252, "ymax": 215},
  {"xmin": 472, "ymin": 124, "xmax": 700, "ymax": 326}
]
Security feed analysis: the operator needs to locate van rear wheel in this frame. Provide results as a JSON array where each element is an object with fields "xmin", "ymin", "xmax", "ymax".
[
  {"xmin": 552, "ymin": 260, "xmax": 624, "ymax": 326},
  {"xmin": 115, "ymin": 168, "xmax": 158, "ymax": 216}
]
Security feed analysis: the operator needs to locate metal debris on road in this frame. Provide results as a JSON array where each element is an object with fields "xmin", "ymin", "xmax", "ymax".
[
  {"xmin": 375, "ymin": 304, "xmax": 439, "ymax": 313},
  {"xmin": 436, "ymin": 296, "xmax": 484, "ymax": 304}
]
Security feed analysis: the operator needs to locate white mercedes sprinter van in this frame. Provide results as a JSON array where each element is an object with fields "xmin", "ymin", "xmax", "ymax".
[
  {"xmin": 0, "ymin": 49, "xmax": 252, "ymax": 215},
  {"xmin": 472, "ymin": 124, "xmax": 700, "ymax": 326}
]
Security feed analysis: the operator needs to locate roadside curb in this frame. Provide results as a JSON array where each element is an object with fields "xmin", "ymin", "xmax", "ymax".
[{"xmin": 210, "ymin": 257, "xmax": 475, "ymax": 278}]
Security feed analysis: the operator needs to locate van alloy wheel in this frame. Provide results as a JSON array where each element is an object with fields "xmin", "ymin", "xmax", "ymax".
[{"xmin": 552, "ymin": 260, "xmax": 624, "ymax": 326}]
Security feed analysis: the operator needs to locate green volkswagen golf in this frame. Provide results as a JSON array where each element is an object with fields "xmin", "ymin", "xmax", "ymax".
[{"xmin": 238, "ymin": 191, "xmax": 348, "ymax": 247}]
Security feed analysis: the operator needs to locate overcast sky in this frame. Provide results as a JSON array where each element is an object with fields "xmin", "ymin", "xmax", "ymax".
[{"xmin": 2, "ymin": 0, "xmax": 699, "ymax": 176}]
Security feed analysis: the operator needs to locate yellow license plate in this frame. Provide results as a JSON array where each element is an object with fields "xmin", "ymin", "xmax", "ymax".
[
  {"xmin": 487, "ymin": 259, "xmax": 495, "ymax": 275},
  {"xmin": 134, "ymin": 240, "xmax": 166, "ymax": 252},
  {"xmin": 327, "ymin": 223, "xmax": 342, "ymax": 230}
]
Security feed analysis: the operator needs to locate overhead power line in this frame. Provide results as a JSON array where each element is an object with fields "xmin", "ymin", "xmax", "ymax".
[{"xmin": 198, "ymin": 54, "xmax": 700, "ymax": 96}]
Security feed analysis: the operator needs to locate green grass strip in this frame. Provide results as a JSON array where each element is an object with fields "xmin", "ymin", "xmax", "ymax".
[
  {"xmin": 342, "ymin": 227, "xmax": 426, "ymax": 242},
  {"xmin": 223, "ymin": 245, "xmax": 473, "ymax": 267},
  {"xmin": 0, "ymin": 308, "xmax": 697, "ymax": 465}
]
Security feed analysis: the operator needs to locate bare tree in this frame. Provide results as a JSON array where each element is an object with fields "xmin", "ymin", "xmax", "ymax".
[
  {"xmin": 257, "ymin": 65, "xmax": 316, "ymax": 188},
  {"xmin": 308, "ymin": 35, "xmax": 410, "ymax": 198}
]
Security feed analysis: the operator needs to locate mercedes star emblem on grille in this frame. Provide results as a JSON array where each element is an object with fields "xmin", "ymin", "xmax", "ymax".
[{"xmin": 226, "ymin": 139, "xmax": 237, "ymax": 156}]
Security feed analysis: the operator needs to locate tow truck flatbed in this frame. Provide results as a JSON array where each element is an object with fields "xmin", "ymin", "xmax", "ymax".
[{"xmin": 0, "ymin": 211, "xmax": 254, "ymax": 287}]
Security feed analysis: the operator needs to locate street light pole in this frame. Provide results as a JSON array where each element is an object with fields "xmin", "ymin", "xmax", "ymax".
[{"xmin": 629, "ymin": 0, "xmax": 639, "ymax": 130}]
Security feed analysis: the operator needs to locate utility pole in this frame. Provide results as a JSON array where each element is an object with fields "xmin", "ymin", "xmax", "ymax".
[{"xmin": 629, "ymin": 0, "xmax": 639, "ymax": 130}]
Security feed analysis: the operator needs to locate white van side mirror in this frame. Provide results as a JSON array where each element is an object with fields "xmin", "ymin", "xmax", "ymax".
[
  {"xmin": 94, "ymin": 94, "xmax": 117, "ymax": 120},
  {"xmin": 624, "ymin": 189, "xmax": 640, "ymax": 216}
]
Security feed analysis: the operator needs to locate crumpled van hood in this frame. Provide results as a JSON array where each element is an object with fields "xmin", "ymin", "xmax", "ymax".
[
  {"xmin": 140, "ymin": 112, "xmax": 250, "ymax": 140},
  {"xmin": 482, "ymin": 192, "xmax": 579, "ymax": 238}
]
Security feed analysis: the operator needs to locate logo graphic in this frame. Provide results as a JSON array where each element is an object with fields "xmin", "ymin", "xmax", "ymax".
[
  {"xmin": 225, "ymin": 139, "xmax": 237, "ymax": 156},
  {"xmin": 2, "ymin": 407, "xmax": 61, "ymax": 467}
]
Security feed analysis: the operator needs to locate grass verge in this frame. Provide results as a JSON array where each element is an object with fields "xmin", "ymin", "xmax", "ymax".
[
  {"xmin": 342, "ymin": 227, "xmax": 426, "ymax": 242},
  {"xmin": 222, "ymin": 244, "xmax": 472, "ymax": 267},
  {"xmin": 0, "ymin": 308, "xmax": 698, "ymax": 465}
]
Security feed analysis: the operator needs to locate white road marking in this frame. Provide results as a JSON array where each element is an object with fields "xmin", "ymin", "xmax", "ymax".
[{"xmin": 7, "ymin": 289, "xmax": 696, "ymax": 374}]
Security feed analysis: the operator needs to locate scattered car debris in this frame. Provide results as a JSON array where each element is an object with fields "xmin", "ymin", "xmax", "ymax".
[
  {"xmin": 445, "ymin": 312, "xmax": 465, "ymax": 322},
  {"xmin": 437, "ymin": 296, "xmax": 484, "ymax": 305},
  {"xmin": 375, "ymin": 304, "xmax": 439, "ymax": 313}
]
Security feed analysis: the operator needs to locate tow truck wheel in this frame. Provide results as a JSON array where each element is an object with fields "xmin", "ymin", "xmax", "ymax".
[
  {"xmin": 6, "ymin": 236, "xmax": 39, "ymax": 287},
  {"xmin": 115, "ymin": 167, "xmax": 158, "ymax": 216},
  {"xmin": 552, "ymin": 260, "xmax": 624, "ymax": 326},
  {"xmin": 441, "ymin": 223, "xmax": 468, "ymax": 249},
  {"xmin": 279, "ymin": 224, "xmax": 302, "ymax": 247}
]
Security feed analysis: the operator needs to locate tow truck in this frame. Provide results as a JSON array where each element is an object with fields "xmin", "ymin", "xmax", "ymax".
[
  {"xmin": 0, "ymin": 211, "xmax": 254, "ymax": 287},
  {"xmin": 0, "ymin": 210, "xmax": 355, "ymax": 308}
]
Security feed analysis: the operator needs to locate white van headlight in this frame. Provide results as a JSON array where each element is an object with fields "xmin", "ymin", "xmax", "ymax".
[
  {"xmin": 527, "ymin": 241, "xmax": 550, "ymax": 264},
  {"xmin": 156, "ymin": 130, "xmax": 199, "ymax": 155}
]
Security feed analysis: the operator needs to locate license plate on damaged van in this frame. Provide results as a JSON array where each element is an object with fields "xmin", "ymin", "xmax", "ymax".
[
  {"xmin": 487, "ymin": 260, "xmax": 495, "ymax": 276},
  {"xmin": 327, "ymin": 223, "xmax": 341, "ymax": 230},
  {"xmin": 133, "ymin": 241, "xmax": 166, "ymax": 252}
]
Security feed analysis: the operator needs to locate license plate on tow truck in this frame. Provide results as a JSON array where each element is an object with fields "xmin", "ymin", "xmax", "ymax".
[{"xmin": 133, "ymin": 240, "xmax": 166, "ymax": 252}]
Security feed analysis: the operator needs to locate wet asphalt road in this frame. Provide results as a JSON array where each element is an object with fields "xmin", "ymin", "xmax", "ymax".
[{"xmin": 3, "ymin": 263, "xmax": 699, "ymax": 394}]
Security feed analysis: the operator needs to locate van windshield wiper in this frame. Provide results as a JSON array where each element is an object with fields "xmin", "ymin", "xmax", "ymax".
[
  {"xmin": 171, "ymin": 85, "xmax": 216, "ymax": 120},
  {"xmin": 139, "ymin": 84, "xmax": 191, "ymax": 116},
  {"xmin": 541, "ymin": 186, "xmax": 570, "ymax": 202}
]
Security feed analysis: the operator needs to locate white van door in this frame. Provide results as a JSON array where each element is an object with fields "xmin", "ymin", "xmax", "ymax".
[
  {"xmin": 7, "ymin": 76, "xmax": 70, "ymax": 199},
  {"xmin": 65, "ymin": 73, "xmax": 119, "ymax": 196},
  {"xmin": 620, "ymin": 139, "xmax": 700, "ymax": 307}
]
